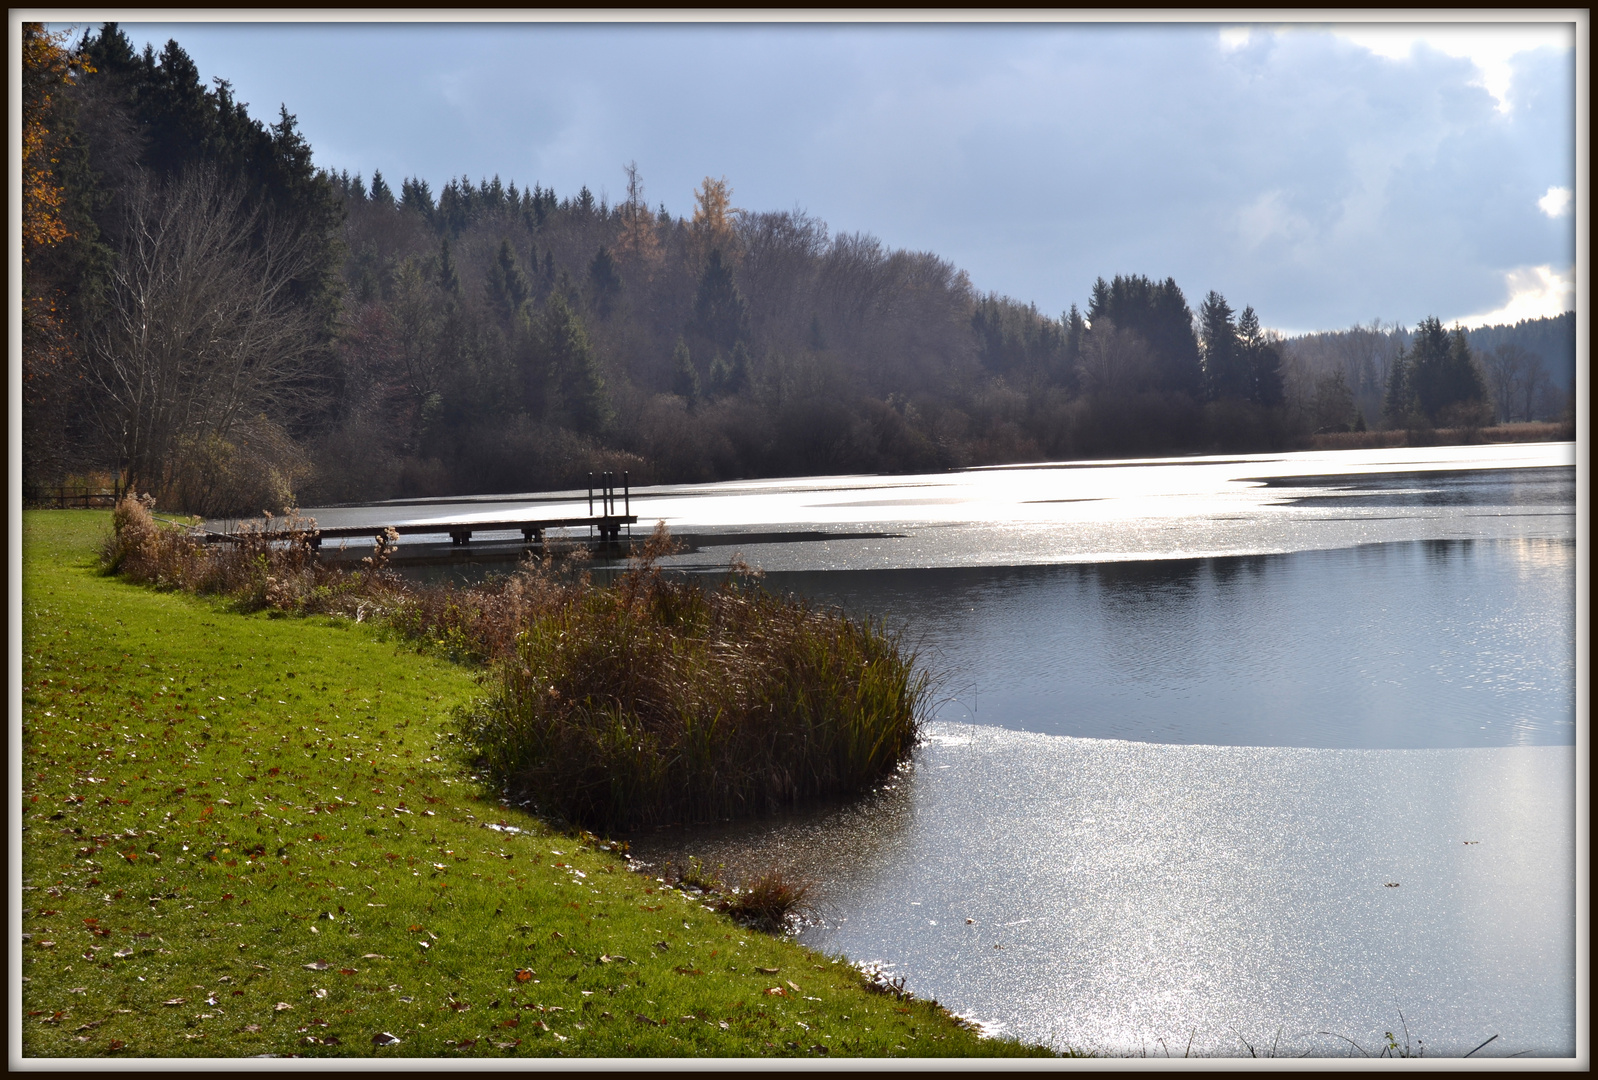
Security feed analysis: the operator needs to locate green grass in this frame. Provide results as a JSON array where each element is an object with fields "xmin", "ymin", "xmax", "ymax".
[{"xmin": 19, "ymin": 510, "xmax": 1059, "ymax": 1059}]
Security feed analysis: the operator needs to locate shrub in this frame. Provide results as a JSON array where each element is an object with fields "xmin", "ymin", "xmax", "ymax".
[{"xmin": 468, "ymin": 523, "xmax": 927, "ymax": 832}]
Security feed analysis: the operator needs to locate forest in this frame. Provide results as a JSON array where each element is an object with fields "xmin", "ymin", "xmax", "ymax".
[{"xmin": 21, "ymin": 25, "xmax": 1577, "ymax": 515}]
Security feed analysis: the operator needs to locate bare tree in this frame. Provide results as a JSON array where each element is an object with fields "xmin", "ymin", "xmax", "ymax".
[
  {"xmin": 1482, "ymin": 343, "xmax": 1545, "ymax": 423},
  {"xmin": 85, "ymin": 166, "xmax": 324, "ymax": 508},
  {"xmin": 1077, "ymin": 320, "xmax": 1157, "ymax": 397}
]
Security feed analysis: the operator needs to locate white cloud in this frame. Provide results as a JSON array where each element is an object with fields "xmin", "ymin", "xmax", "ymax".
[
  {"xmin": 1326, "ymin": 23, "xmax": 1573, "ymax": 111},
  {"xmin": 1537, "ymin": 185, "xmax": 1572, "ymax": 218},
  {"xmin": 1452, "ymin": 264, "xmax": 1574, "ymax": 328},
  {"xmin": 1218, "ymin": 26, "xmax": 1253, "ymax": 52}
]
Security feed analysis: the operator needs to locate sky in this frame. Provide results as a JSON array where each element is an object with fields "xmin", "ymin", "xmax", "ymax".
[{"xmin": 59, "ymin": 15, "xmax": 1580, "ymax": 336}]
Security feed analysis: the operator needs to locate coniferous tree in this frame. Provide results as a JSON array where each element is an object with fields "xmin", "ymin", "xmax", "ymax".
[
  {"xmin": 670, "ymin": 337, "xmax": 699, "ymax": 404},
  {"xmin": 587, "ymin": 244, "xmax": 621, "ymax": 320},
  {"xmin": 708, "ymin": 353, "xmax": 732, "ymax": 399},
  {"xmin": 486, "ymin": 238, "xmax": 530, "ymax": 324},
  {"xmin": 688, "ymin": 248, "xmax": 750, "ymax": 354},
  {"xmin": 437, "ymin": 236, "xmax": 460, "ymax": 295},
  {"xmin": 537, "ymin": 294, "xmax": 610, "ymax": 433},
  {"xmin": 1200, "ymin": 290, "xmax": 1246, "ymax": 400},
  {"xmin": 1395, "ymin": 317, "xmax": 1488, "ymax": 423},
  {"xmin": 1384, "ymin": 350, "xmax": 1415, "ymax": 426},
  {"xmin": 369, "ymin": 169, "xmax": 394, "ymax": 208},
  {"xmin": 1237, "ymin": 305, "xmax": 1283, "ymax": 407},
  {"xmin": 1086, "ymin": 274, "xmax": 1203, "ymax": 396}
]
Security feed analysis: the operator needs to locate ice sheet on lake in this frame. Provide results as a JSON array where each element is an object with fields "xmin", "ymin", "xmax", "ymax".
[{"xmin": 298, "ymin": 443, "xmax": 1576, "ymax": 571}]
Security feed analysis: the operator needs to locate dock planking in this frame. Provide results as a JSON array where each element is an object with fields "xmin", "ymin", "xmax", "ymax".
[{"xmin": 206, "ymin": 470, "xmax": 639, "ymax": 552}]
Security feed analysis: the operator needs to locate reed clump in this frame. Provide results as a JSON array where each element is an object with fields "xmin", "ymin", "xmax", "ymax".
[
  {"xmin": 661, "ymin": 857, "xmax": 817, "ymax": 934},
  {"xmin": 102, "ymin": 498, "xmax": 927, "ymax": 836},
  {"xmin": 102, "ymin": 493, "xmax": 403, "ymax": 617},
  {"xmin": 470, "ymin": 523, "xmax": 927, "ymax": 832}
]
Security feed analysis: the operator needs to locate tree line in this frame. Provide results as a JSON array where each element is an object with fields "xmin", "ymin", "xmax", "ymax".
[{"xmin": 22, "ymin": 25, "xmax": 1562, "ymax": 516}]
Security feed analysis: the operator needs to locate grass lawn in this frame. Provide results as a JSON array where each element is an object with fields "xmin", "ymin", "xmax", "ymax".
[{"xmin": 17, "ymin": 510, "xmax": 1057, "ymax": 1059}]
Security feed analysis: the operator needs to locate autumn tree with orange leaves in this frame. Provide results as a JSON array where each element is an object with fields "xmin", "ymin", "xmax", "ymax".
[{"xmin": 21, "ymin": 23, "xmax": 98, "ymax": 495}]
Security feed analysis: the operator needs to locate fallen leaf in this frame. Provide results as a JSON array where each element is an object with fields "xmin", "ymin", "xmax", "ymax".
[
  {"xmin": 372, "ymin": 1031, "xmax": 401, "ymax": 1046},
  {"xmin": 303, "ymin": 961, "xmax": 330, "ymax": 971},
  {"xmin": 240, "ymin": 1024, "xmax": 261, "ymax": 1033},
  {"xmin": 162, "ymin": 998, "xmax": 187, "ymax": 1006},
  {"xmin": 274, "ymin": 1002, "xmax": 293, "ymax": 1012},
  {"xmin": 756, "ymin": 966, "xmax": 780, "ymax": 975},
  {"xmin": 313, "ymin": 989, "xmax": 328, "ymax": 999},
  {"xmin": 514, "ymin": 969, "xmax": 533, "ymax": 983}
]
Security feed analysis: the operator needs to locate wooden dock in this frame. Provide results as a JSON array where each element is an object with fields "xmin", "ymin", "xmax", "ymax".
[{"xmin": 204, "ymin": 471, "xmax": 639, "ymax": 554}]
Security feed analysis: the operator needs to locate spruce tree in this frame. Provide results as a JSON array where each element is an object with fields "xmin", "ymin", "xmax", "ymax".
[
  {"xmin": 1237, "ymin": 306, "xmax": 1283, "ymax": 407},
  {"xmin": 537, "ymin": 294, "xmax": 610, "ymax": 433},
  {"xmin": 670, "ymin": 337, "xmax": 700, "ymax": 404},
  {"xmin": 588, "ymin": 245, "xmax": 621, "ymax": 320},
  {"xmin": 487, "ymin": 238, "xmax": 530, "ymax": 324},
  {"xmin": 437, "ymin": 237, "xmax": 460, "ymax": 295},
  {"xmin": 1200, "ymin": 290, "xmax": 1246, "ymax": 400},
  {"xmin": 370, "ymin": 169, "xmax": 394, "ymax": 207},
  {"xmin": 688, "ymin": 248, "xmax": 750, "ymax": 355}
]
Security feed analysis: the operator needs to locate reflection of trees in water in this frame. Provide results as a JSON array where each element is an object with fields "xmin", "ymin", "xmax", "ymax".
[
  {"xmin": 1092, "ymin": 557, "xmax": 1203, "ymax": 606},
  {"xmin": 1423, "ymin": 538, "xmax": 1474, "ymax": 564},
  {"xmin": 1207, "ymin": 553, "xmax": 1272, "ymax": 586},
  {"xmin": 623, "ymin": 763, "xmax": 920, "ymax": 918}
]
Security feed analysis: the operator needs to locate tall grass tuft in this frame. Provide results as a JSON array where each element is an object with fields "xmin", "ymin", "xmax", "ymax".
[
  {"xmin": 469, "ymin": 524, "xmax": 927, "ymax": 831},
  {"xmin": 103, "ymin": 500, "xmax": 927, "ymax": 835}
]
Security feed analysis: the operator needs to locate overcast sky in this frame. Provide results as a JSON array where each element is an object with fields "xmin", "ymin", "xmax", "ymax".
[{"xmin": 78, "ymin": 16, "xmax": 1578, "ymax": 335}]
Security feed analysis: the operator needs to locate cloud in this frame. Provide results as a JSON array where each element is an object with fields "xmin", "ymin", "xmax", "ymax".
[
  {"xmin": 1537, "ymin": 186, "xmax": 1572, "ymax": 217},
  {"xmin": 1325, "ymin": 22, "xmax": 1574, "ymax": 111},
  {"xmin": 1451, "ymin": 265, "xmax": 1574, "ymax": 328}
]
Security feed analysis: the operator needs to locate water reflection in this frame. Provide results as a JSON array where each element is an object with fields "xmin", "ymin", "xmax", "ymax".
[
  {"xmin": 761, "ymin": 538, "xmax": 1574, "ymax": 750},
  {"xmin": 627, "ymin": 730, "xmax": 1575, "ymax": 1058}
]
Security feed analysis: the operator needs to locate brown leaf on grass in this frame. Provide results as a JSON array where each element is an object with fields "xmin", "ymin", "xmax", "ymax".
[
  {"xmin": 513, "ymin": 969, "xmax": 533, "ymax": 983},
  {"xmin": 338, "ymin": 968, "xmax": 358, "ymax": 975},
  {"xmin": 107, "ymin": 1039, "xmax": 126, "ymax": 1052},
  {"xmin": 763, "ymin": 987, "xmax": 786, "ymax": 997},
  {"xmin": 372, "ymin": 1031, "xmax": 400, "ymax": 1046},
  {"xmin": 634, "ymin": 1013, "xmax": 659, "ymax": 1026},
  {"xmin": 162, "ymin": 998, "xmax": 186, "ymax": 1006},
  {"xmin": 674, "ymin": 966, "xmax": 704, "ymax": 976}
]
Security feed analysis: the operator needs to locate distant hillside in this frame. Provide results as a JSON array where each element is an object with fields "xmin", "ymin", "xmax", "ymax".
[
  {"xmin": 1283, "ymin": 313, "xmax": 1574, "ymax": 427},
  {"xmin": 1464, "ymin": 312, "xmax": 1575, "ymax": 389}
]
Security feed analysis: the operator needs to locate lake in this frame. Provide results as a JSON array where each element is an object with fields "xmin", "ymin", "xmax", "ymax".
[{"xmin": 303, "ymin": 441, "xmax": 1579, "ymax": 1057}]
